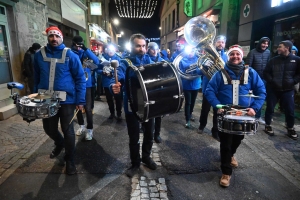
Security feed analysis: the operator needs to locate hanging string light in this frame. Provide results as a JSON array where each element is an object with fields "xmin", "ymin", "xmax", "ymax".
[{"xmin": 114, "ymin": 0, "xmax": 158, "ymax": 18}]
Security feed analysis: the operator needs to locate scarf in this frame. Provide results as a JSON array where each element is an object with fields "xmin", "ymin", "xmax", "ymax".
[{"xmin": 227, "ymin": 62, "xmax": 245, "ymax": 76}]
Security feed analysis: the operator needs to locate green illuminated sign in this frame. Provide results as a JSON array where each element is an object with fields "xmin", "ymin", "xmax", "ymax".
[{"xmin": 184, "ymin": 0, "xmax": 193, "ymax": 17}]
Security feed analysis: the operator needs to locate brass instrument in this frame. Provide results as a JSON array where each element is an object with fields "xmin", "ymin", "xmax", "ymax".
[{"xmin": 173, "ymin": 16, "xmax": 225, "ymax": 80}]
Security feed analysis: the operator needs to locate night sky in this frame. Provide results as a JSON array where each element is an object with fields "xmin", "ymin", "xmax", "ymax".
[{"xmin": 109, "ymin": 0, "xmax": 162, "ymax": 43}]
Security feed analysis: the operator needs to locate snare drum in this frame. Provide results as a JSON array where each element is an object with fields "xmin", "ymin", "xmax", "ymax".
[
  {"xmin": 17, "ymin": 95, "xmax": 60, "ymax": 122},
  {"xmin": 218, "ymin": 115, "xmax": 258, "ymax": 135},
  {"xmin": 125, "ymin": 61, "xmax": 184, "ymax": 122}
]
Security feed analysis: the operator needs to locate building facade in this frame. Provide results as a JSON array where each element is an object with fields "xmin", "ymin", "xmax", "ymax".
[
  {"xmin": 160, "ymin": 0, "xmax": 242, "ymax": 55},
  {"xmin": 238, "ymin": 0, "xmax": 300, "ymax": 57}
]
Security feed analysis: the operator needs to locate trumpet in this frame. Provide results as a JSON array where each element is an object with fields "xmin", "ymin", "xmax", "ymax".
[{"xmin": 173, "ymin": 16, "xmax": 225, "ymax": 80}]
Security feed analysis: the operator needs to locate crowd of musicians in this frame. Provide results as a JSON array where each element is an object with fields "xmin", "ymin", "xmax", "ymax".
[{"xmin": 22, "ymin": 23, "xmax": 300, "ymax": 188}]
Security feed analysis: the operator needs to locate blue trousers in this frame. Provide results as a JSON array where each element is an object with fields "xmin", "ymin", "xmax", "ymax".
[{"xmin": 265, "ymin": 89, "xmax": 295, "ymax": 128}]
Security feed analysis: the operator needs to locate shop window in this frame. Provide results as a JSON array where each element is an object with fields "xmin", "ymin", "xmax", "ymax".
[{"xmin": 0, "ymin": 6, "xmax": 5, "ymax": 15}]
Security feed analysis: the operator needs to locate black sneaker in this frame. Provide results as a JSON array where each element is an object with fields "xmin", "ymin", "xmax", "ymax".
[
  {"xmin": 50, "ymin": 146, "xmax": 64, "ymax": 159},
  {"xmin": 287, "ymin": 129, "xmax": 298, "ymax": 140},
  {"xmin": 198, "ymin": 126, "xmax": 205, "ymax": 134},
  {"xmin": 66, "ymin": 161, "xmax": 77, "ymax": 175},
  {"xmin": 154, "ymin": 135, "xmax": 162, "ymax": 143},
  {"xmin": 108, "ymin": 114, "xmax": 115, "ymax": 119},
  {"xmin": 116, "ymin": 115, "xmax": 122, "ymax": 121},
  {"xmin": 125, "ymin": 165, "xmax": 140, "ymax": 177},
  {"xmin": 190, "ymin": 116, "xmax": 195, "ymax": 122},
  {"xmin": 142, "ymin": 157, "xmax": 157, "ymax": 170},
  {"xmin": 264, "ymin": 125, "xmax": 274, "ymax": 136}
]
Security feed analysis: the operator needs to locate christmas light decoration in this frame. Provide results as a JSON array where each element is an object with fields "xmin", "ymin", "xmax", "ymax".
[{"xmin": 114, "ymin": 0, "xmax": 158, "ymax": 18}]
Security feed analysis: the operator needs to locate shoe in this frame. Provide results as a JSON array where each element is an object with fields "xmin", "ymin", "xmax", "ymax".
[
  {"xmin": 220, "ymin": 174, "xmax": 231, "ymax": 187},
  {"xmin": 190, "ymin": 116, "xmax": 195, "ymax": 122},
  {"xmin": 76, "ymin": 125, "xmax": 86, "ymax": 136},
  {"xmin": 231, "ymin": 157, "xmax": 238, "ymax": 167},
  {"xmin": 50, "ymin": 145, "xmax": 64, "ymax": 159},
  {"xmin": 287, "ymin": 128, "xmax": 298, "ymax": 140},
  {"xmin": 66, "ymin": 161, "xmax": 77, "ymax": 175},
  {"xmin": 256, "ymin": 117, "xmax": 265, "ymax": 125},
  {"xmin": 95, "ymin": 96, "xmax": 102, "ymax": 101},
  {"xmin": 212, "ymin": 132, "xmax": 220, "ymax": 142},
  {"xmin": 116, "ymin": 115, "xmax": 122, "ymax": 121},
  {"xmin": 142, "ymin": 157, "xmax": 157, "ymax": 170},
  {"xmin": 264, "ymin": 125, "xmax": 274, "ymax": 136},
  {"xmin": 108, "ymin": 114, "xmax": 115, "ymax": 119},
  {"xmin": 198, "ymin": 128, "xmax": 204, "ymax": 134},
  {"xmin": 85, "ymin": 129, "xmax": 93, "ymax": 140},
  {"xmin": 125, "ymin": 165, "xmax": 140, "ymax": 177},
  {"xmin": 82, "ymin": 108, "xmax": 85, "ymax": 114},
  {"xmin": 154, "ymin": 135, "xmax": 162, "ymax": 143},
  {"xmin": 185, "ymin": 121, "xmax": 191, "ymax": 129}
]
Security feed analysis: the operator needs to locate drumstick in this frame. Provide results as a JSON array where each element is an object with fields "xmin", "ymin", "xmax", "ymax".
[
  {"xmin": 69, "ymin": 109, "xmax": 79, "ymax": 125},
  {"xmin": 111, "ymin": 60, "xmax": 119, "ymax": 84}
]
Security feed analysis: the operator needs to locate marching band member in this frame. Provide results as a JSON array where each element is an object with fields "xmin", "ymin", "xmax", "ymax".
[
  {"xmin": 100, "ymin": 44, "xmax": 123, "ymax": 120},
  {"xmin": 111, "ymin": 33, "xmax": 156, "ymax": 178},
  {"xmin": 170, "ymin": 38, "xmax": 186, "ymax": 62},
  {"xmin": 146, "ymin": 42, "xmax": 165, "ymax": 143},
  {"xmin": 71, "ymin": 36, "xmax": 99, "ymax": 141},
  {"xmin": 205, "ymin": 45, "xmax": 266, "ymax": 187},
  {"xmin": 34, "ymin": 27, "xmax": 86, "ymax": 175},
  {"xmin": 198, "ymin": 35, "xmax": 228, "ymax": 141},
  {"xmin": 179, "ymin": 46, "xmax": 201, "ymax": 128}
]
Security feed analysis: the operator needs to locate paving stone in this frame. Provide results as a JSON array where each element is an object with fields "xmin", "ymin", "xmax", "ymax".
[
  {"xmin": 140, "ymin": 187, "xmax": 149, "ymax": 194},
  {"xmin": 141, "ymin": 193, "xmax": 149, "ymax": 198},
  {"xmin": 149, "ymin": 186, "xmax": 158, "ymax": 193},
  {"xmin": 149, "ymin": 180, "xmax": 156, "ymax": 186},
  {"xmin": 140, "ymin": 180, "xmax": 148, "ymax": 187},
  {"xmin": 159, "ymin": 191, "xmax": 168, "ymax": 199},
  {"xmin": 131, "ymin": 189, "xmax": 140, "ymax": 197},
  {"xmin": 158, "ymin": 178, "xmax": 165, "ymax": 184},
  {"xmin": 140, "ymin": 176, "xmax": 146, "ymax": 181},
  {"xmin": 159, "ymin": 184, "xmax": 167, "ymax": 191}
]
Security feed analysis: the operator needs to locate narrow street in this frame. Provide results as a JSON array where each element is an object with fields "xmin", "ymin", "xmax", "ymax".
[{"xmin": 0, "ymin": 93, "xmax": 300, "ymax": 200}]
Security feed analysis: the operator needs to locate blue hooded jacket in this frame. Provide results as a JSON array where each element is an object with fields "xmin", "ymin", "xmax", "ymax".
[
  {"xmin": 179, "ymin": 54, "xmax": 202, "ymax": 90},
  {"xmin": 160, "ymin": 50, "xmax": 169, "ymax": 62},
  {"xmin": 205, "ymin": 63, "xmax": 266, "ymax": 112},
  {"xmin": 110, "ymin": 53, "xmax": 153, "ymax": 114},
  {"xmin": 71, "ymin": 48, "xmax": 100, "ymax": 88},
  {"xmin": 99, "ymin": 53, "xmax": 121, "ymax": 87},
  {"xmin": 147, "ymin": 53, "xmax": 164, "ymax": 62},
  {"xmin": 34, "ymin": 43, "xmax": 86, "ymax": 105}
]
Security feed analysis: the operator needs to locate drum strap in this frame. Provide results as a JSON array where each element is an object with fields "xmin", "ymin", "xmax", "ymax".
[
  {"xmin": 221, "ymin": 66, "xmax": 249, "ymax": 105},
  {"xmin": 40, "ymin": 47, "xmax": 69, "ymax": 92}
]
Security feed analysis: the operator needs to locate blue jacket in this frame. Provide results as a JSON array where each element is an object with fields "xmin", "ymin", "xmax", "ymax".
[
  {"xmin": 147, "ymin": 53, "xmax": 165, "ymax": 62},
  {"xmin": 111, "ymin": 54, "xmax": 153, "ymax": 114},
  {"xmin": 179, "ymin": 55, "xmax": 202, "ymax": 90},
  {"xmin": 202, "ymin": 48, "xmax": 228, "ymax": 93},
  {"xmin": 160, "ymin": 50, "xmax": 170, "ymax": 62},
  {"xmin": 34, "ymin": 43, "xmax": 86, "ymax": 105},
  {"xmin": 170, "ymin": 50, "xmax": 183, "ymax": 62},
  {"xmin": 99, "ymin": 53, "xmax": 121, "ymax": 87},
  {"xmin": 71, "ymin": 48, "xmax": 100, "ymax": 88},
  {"xmin": 205, "ymin": 64, "xmax": 266, "ymax": 112}
]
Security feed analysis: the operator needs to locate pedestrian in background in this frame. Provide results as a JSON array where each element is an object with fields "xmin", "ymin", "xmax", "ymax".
[
  {"xmin": 170, "ymin": 39, "xmax": 186, "ymax": 62},
  {"xmin": 264, "ymin": 40, "xmax": 300, "ymax": 140},
  {"xmin": 22, "ymin": 43, "xmax": 41, "ymax": 94},
  {"xmin": 246, "ymin": 37, "xmax": 271, "ymax": 124}
]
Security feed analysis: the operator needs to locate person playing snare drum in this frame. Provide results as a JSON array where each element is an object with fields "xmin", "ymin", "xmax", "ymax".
[{"xmin": 205, "ymin": 45, "xmax": 266, "ymax": 187}]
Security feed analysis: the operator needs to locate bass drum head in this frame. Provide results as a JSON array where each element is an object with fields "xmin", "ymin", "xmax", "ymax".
[{"xmin": 126, "ymin": 61, "xmax": 183, "ymax": 122}]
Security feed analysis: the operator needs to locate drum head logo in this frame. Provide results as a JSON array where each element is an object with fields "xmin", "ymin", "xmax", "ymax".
[{"xmin": 243, "ymin": 4, "xmax": 250, "ymax": 18}]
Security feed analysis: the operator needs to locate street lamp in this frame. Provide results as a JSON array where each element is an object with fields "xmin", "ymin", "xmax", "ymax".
[{"xmin": 113, "ymin": 18, "xmax": 119, "ymax": 25}]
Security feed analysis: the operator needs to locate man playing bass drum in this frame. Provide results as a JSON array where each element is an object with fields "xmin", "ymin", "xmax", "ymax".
[
  {"xmin": 205, "ymin": 45, "xmax": 266, "ymax": 187},
  {"xmin": 111, "ymin": 33, "xmax": 156, "ymax": 178}
]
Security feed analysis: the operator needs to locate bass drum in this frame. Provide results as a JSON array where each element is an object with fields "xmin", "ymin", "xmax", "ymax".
[{"xmin": 126, "ymin": 61, "xmax": 184, "ymax": 122}]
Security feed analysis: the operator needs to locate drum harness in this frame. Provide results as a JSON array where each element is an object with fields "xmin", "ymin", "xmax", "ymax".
[
  {"xmin": 220, "ymin": 65, "xmax": 249, "ymax": 105},
  {"xmin": 40, "ymin": 46, "xmax": 68, "ymax": 101}
]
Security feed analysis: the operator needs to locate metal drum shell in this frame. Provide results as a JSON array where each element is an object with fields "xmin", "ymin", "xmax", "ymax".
[
  {"xmin": 17, "ymin": 97, "xmax": 60, "ymax": 121},
  {"xmin": 218, "ymin": 115, "xmax": 258, "ymax": 135},
  {"xmin": 126, "ymin": 61, "xmax": 184, "ymax": 122}
]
